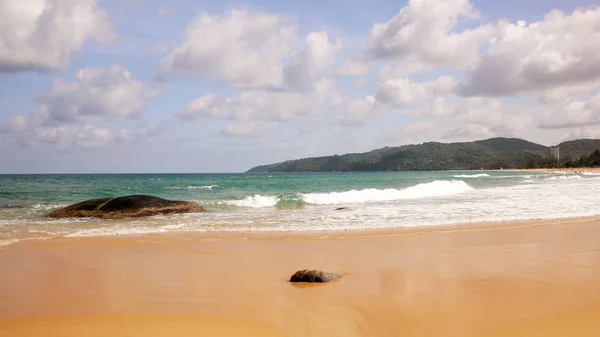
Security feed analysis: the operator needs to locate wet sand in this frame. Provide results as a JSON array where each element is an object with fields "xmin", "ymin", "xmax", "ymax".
[{"xmin": 1, "ymin": 217, "xmax": 600, "ymax": 336}]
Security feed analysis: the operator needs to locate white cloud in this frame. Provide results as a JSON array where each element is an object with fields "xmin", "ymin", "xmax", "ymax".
[
  {"xmin": 0, "ymin": 0, "xmax": 114, "ymax": 73},
  {"xmin": 442, "ymin": 124, "xmax": 495, "ymax": 141},
  {"xmin": 369, "ymin": 0, "xmax": 493, "ymax": 70},
  {"xmin": 404, "ymin": 122, "xmax": 436, "ymax": 135},
  {"xmin": 179, "ymin": 77, "xmax": 343, "ymax": 125},
  {"xmin": 179, "ymin": 95, "xmax": 217, "ymax": 121},
  {"xmin": 312, "ymin": 78, "xmax": 345, "ymax": 105},
  {"xmin": 73, "ymin": 125, "xmax": 113, "ymax": 148},
  {"xmin": 156, "ymin": 10, "xmax": 344, "ymax": 91},
  {"xmin": 336, "ymin": 75, "xmax": 459, "ymax": 128},
  {"xmin": 556, "ymin": 125, "xmax": 600, "ymax": 142},
  {"xmin": 375, "ymin": 76, "xmax": 458, "ymax": 107},
  {"xmin": 179, "ymin": 90, "xmax": 316, "ymax": 122},
  {"xmin": 419, "ymin": 98, "xmax": 458, "ymax": 117},
  {"xmin": 18, "ymin": 124, "xmax": 113, "ymax": 149},
  {"xmin": 408, "ymin": 97, "xmax": 537, "ymax": 141},
  {"xmin": 461, "ymin": 7, "xmax": 600, "ymax": 96},
  {"xmin": 284, "ymin": 31, "xmax": 342, "ymax": 91},
  {"xmin": 222, "ymin": 121, "xmax": 277, "ymax": 138},
  {"xmin": 538, "ymin": 81, "xmax": 600, "ymax": 105},
  {"xmin": 38, "ymin": 65, "xmax": 157, "ymax": 123},
  {"xmin": 336, "ymin": 56, "xmax": 370, "ymax": 77},
  {"xmin": 1, "ymin": 65, "xmax": 157, "ymax": 149},
  {"xmin": 3, "ymin": 115, "xmax": 29, "ymax": 134},
  {"xmin": 454, "ymin": 98, "xmax": 535, "ymax": 133},
  {"xmin": 539, "ymin": 92, "xmax": 600, "ymax": 129},
  {"xmin": 156, "ymin": 10, "xmax": 297, "ymax": 89},
  {"xmin": 378, "ymin": 56, "xmax": 433, "ymax": 80},
  {"xmin": 338, "ymin": 95, "xmax": 378, "ymax": 127},
  {"xmin": 179, "ymin": 76, "xmax": 346, "ymax": 137}
]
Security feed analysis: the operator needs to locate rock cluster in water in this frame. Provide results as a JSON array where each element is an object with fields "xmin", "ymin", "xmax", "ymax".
[
  {"xmin": 290, "ymin": 269, "xmax": 343, "ymax": 283},
  {"xmin": 46, "ymin": 195, "xmax": 205, "ymax": 219}
]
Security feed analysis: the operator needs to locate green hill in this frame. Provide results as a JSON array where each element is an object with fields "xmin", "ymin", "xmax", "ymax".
[
  {"xmin": 556, "ymin": 139, "xmax": 600, "ymax": 160},
  {"xmin": 474, "ymin": 138, "xmax": 548, "ymax": 152},
  {"xmin": 246, "ymin": 138, "xmax": 600, "ymax": 172}
]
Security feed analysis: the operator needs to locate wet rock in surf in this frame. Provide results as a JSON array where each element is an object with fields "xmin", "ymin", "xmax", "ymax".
[
  {"xmin": 334, "ymin": 207, "xmax": 349, "ymax": 211},
  {"xmin": 290, "ymin": 270, "xmax": 342, "ymax": 283},
  {"xmin": 46, "ymin": 195, "xmax": 205, "ymax": 219}
]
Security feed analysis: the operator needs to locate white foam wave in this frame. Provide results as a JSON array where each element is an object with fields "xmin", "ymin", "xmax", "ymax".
[
  {"xmin": 546, "ymin": 175, "xmax": 584, "ymax": 181},
  {"xmin": 452, "ymin": 173, "xmax": 490, "ymax": 178},
  {"xmin": 168, "ymin": 185, "xmax": 217, "ymax": 190},
  {"xmin": 302, "ymin": 180, "xmax": 474, "ymax": 205},
  {"xmin": 226, "ymin": 180, "xmax": 475, "ymax": 208},
  {"xmin": 66, "ymin": 223, "xmax": 190, "ymax": 237},
  {"xmin": 523, "ymin": 179, "xmax": 535, "ymax": 183},
  {"xmin": 227, "ymin": 195, "xmax": 278, "ymax": 208},
  {"xmin": 581, "ymin": 171, "xmax": 600, "ymax": 176},
  {"xmin": 188, "ymin": 185, "xmax": 217, "ymax": 190},
  {"xmin": 0, "ymin": 239, "xmax": 19, "ymax": 247}
]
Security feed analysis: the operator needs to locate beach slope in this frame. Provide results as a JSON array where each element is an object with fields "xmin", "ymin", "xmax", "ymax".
[{"xmin": 1, "ymin": 218, "xmax": 600, "ymax": 337}]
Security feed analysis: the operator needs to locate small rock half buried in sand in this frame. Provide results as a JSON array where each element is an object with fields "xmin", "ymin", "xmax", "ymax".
[{"xmin": 290, "ymin": 269, "xmax": 342, "ymax": 283}]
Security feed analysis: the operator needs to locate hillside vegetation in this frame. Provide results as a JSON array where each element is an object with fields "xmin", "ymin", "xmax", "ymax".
[{"xmin": 246, "ymin": 138, "xmax": 600, "ymax": 172}]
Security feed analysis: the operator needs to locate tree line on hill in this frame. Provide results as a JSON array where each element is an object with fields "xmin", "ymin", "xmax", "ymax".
[
  {"xmin": 526, "ymin": 150, "xmax": 600, "ymax": 169},
  {"xmin": 246, "ymin": 138, "xmax": 600, "ymax": 173}
]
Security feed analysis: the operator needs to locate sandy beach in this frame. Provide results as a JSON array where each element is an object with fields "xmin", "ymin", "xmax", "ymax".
[
  {"xmin": 508, "ymin": 167, "xmax": 600, "ymax": 174},
  {"xmin": 1, "ymin": 217, "xmax": 600, "ymax": 337}
]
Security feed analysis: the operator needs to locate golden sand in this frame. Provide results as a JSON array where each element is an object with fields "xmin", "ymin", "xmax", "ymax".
[{"xmin": 1, "ymin": 217, "xmax": 600, "ymax": 336}]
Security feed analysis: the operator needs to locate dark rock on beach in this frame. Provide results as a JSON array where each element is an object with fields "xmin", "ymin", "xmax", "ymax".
[
  {"xmin": 290, "ymin": 269, "xmax": 342, "ymax": 283},
  {"xmin": 334, "ymin": 207, "xmax": 349, "ymax": 211},
  {"xmin": 46, "ymin": 195, "xmax": 205, "ymax": 219}
]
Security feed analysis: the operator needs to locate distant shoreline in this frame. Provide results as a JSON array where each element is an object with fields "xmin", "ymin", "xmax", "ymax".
[{"xmin": 498, "ymin": 167, "xmax": 600, "ymax": 174}]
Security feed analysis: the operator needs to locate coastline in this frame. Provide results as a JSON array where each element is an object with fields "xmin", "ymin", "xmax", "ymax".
[
  {"xmin": 2, "ymin": 216, "xmax": 600, "ymax": 336},
  {"xmin": 501, "ymin": 167, "xmax": 600, "ymax": 174}
]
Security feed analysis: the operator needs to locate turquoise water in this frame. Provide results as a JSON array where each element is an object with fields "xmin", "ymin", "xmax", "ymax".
[
  {"xmin": 1, "ymin": 171, "xmax": 600, "ymax": 243},
  {"xmin": 0, "ymin": 172, "xmax": 524, "ymax": 207}
]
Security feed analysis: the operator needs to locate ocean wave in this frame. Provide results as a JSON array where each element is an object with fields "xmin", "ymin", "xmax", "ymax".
[
  {"xmin": 0, "ymin": 239, "xmax": 19, "ymax": 247},
  {"xmin": 452, "ymin": 173, "xmax": 490, "ymax": 178},
  {"xmin": 302, "ymin": 180, "xmax": 474, "ymax": 205},
  {"xmin": 581, "ymin": 171, "xmax": 600, "ymax": 176},
  {"xmin": 0, "ymin": 203, "xmax": 67, "ymax": 210},
  {"xmin": 227, "ymin": 195, "xmax": 279, "ymax": 208},
  {"xmin": 65, "ymin": 223, "xmax": 191, "ymax": 237},
  {"xmin": 167, "ymin": 185, "xmax": 217, "ymax": 190},
  {"xmin": 546, "ymin": 175, "xmax": 584, "ymax": 181},
  {"xmin": 228, "ymin": 180, "xmax": 474, "ymax": 208}
]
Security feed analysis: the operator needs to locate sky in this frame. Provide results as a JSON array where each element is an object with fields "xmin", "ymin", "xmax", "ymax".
[{"xmin": 1, "ymin": 0, "xmax": 599, "ymax": 173}]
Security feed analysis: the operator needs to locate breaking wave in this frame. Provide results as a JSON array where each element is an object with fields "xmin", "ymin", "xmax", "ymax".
[
  {"xmin": 0, "ymin": 239, "xmax": 19, "ymax": 247},
  {"xmin": 167, "ymin": 185, "xmax": 217, "ymax": 190},
  {"xmin": 546, "ymin": 175, "xmax": 584, "ymax": 181},
  {"xmin": 228, "ymin": 180, "xmax": 474, "ymax": 208},
  {"xmin": 227, "ymin": 195, "xmax": 279, "ymax": 208},
  {"xmin": 0, "ymin": 203, "xmax": 67, "ymax": 210},
  {"xmin": 303, "ymin": 180, "xmax": 474, "ymax": 205},
  {"xmin": 452, "ymin": 173, "xmax": 490, "ymax": 178}
]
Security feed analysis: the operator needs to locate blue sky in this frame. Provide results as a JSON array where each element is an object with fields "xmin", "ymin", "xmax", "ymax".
[{"xmin": 1, "ymin": 0, "xmax": 599, "ymax": 173}]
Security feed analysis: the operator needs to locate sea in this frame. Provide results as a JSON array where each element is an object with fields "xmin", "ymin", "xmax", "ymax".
[{"xmin": 1, "ymin": 170, "xmax": 600, "ymax": 246}]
